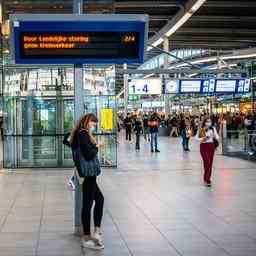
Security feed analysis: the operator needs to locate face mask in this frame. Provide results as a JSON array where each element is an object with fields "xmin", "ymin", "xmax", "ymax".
[
  {"xmin": 90, "ymin": 127, "xmax": 96, "ymax": 133},
  {"xmin": 205, "ymin": 122, "xmax": 212, "ymax": 127}
]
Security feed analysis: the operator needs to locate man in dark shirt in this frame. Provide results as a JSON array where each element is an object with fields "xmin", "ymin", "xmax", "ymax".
[
  {"xmin": 148, "ymin": 112, "xmax": 160, "ymax": 153},
  {"xmin": 143, "ymin": 114, "xmax": 150, "ymax": 142},
  {"xmin": 134, "ymin": 116, "xmax": 143, "ymax": 150},
  {"xmin": 124, "ymin": 113, "xmax": 132, "ymax": 141}
]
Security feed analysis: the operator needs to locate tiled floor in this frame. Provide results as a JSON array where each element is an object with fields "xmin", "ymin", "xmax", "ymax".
[{"xmin": 0, "ymin": 135, "xmax": 256, "ymax": 256}]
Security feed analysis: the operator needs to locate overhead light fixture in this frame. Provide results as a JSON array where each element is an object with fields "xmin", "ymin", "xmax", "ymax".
[
  {"xmin": 165, "ymin": 12, "xmax": 192, "ymax": 37},
  {"xmin": 192, "ymin": 57, "xmax": 217, "ymax": 64},
  {"xmin": 152, "ymin": 37, "xmax": 164, "ymax": 47},
  {"xmin": 143, "ymin": 73, "xmax": 154, "ymax": 79},
  {"xmin": 191, "ymin": 0, "xmax": 207, "ymax": 12},
  {"xmin": 222, "ymin": 53, "xmax": 256, "ymax": 60},
  {"xmin": 147, "ymin": 46, "xmax": 153, "ymax": 51}
]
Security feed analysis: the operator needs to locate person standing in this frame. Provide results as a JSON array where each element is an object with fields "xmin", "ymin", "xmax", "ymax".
[
  {"xmin": 148, "ymin": 112, "xmax": 160, "ymax": 153},
  {"xmin": 180, "ymin": 117, "xmax": 191, "ymax": 151},
  {"xmin": 124, "ymin": 113, "xmax": 132, "ymax": 141},
  {"xmin": 196, "ymin": 118, "xmax": 219, "ymax": 187},
  {"xmin": 143, "ymin": 114, "xmax": 150, "ymax": 142},
  {"xmin": 70, "ymin": 113, "xmax": 105, "ymax": 250},
  {"xmin": 134, "ymin": 116, "xmax": 143, "ymax": 150}
]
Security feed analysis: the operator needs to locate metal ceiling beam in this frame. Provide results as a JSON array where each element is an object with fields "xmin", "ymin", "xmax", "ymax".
[
  {"xmin": 114, "ymin": 1, "xmax": 184, "ymax": 8},
  {"xmin": 177, "ymin": 28, "xmax": 256, "ymax": 35},
  {"xmin": 3, "ymin": 0, "xmax": 71, "ymax": 5},
  {"xmin": 148, "ymin": 0, "xmax": 207, "ymax": 47},
  {"xmin": 171, "ymin": 36, "xmax": 256, "ymax": 42},
  {"xmin": 204, "ymin": 1, "xmax": 256, "ymax": 8},
  {"xmin": 116, "ymin": 68, "xmax": 245, "ymax": 74},
  {"xmin": 149, "ymin": 15, "xmax": 170, "ymax": 21},
  {"xmin": 170, "ymin": 42, "xmax": 254, "ymax": 49},
  {"xmin": 191, "ymin": 15, "xmax": 256, "ymax": 22}
]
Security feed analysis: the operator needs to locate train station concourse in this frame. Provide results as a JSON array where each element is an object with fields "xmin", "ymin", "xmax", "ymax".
[{"xmin": 0, "ymin": 0, "xmax": 256, "ymax": 255}]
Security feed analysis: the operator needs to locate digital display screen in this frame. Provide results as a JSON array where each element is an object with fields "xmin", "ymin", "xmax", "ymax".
[
  {"xmin": 152, "ymin": 101, "xmax": 165, "ymax": 107},
  {"xmin": 11, "ymin": 15, "xmax": 148, "ymax": 64},
  {"xmin": 151, "ymin": 78, "xmax": 251, "ymax": 94},
  {"xmin": 215, "ymin": 80, "xmax": 236, "ymax": 92},
  {"xmin": 180, "ymin": 80, "xmax": 202, "ymax": 93},
  {"xmin": 20, "ymin": 31, "xmax": 140, "ymax": 60},
  {"xmin": 128, "ymin": 78, "xmax": 162, "ymax": 95},
  {"xmin": 215, "ymin": 79, "xmax": 250, "ymax": 93},
  {"xmin": 141, "ymin": 101, "xmax": 164, "ymax": 108},
  {"xmin": 237, "ymin": 79, "xmax": 250, "ymax": 93}
]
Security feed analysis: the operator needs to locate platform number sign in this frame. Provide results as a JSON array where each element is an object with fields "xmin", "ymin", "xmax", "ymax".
[{"xmin": 128, "ymin": 78, "xmax": 162, "ymax": 95}]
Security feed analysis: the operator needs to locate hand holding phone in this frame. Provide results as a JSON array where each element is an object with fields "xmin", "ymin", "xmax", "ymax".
[{"xmin": 97, "ymin": 141, "xmax": 105, "ymax": 148}]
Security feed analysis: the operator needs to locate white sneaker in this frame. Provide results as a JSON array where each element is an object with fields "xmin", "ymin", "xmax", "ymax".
[
  {"xmin": 81, "ymin": 239, "xmax": 104, "ymax": 250},
  {"xmin": 93, "ymin": 231, "xmax": 104, "ymax": 247}
]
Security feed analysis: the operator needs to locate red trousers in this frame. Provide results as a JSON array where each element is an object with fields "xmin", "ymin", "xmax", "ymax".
[{"xmin": 200, "ymin": 142, "xmax": 215, "ymax": 183}]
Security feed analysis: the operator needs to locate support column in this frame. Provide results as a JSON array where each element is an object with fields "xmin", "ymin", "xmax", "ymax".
[
  {"xmin": 73, "ymin": 0, "xmax": 84, "ymax": 236},
  {"xmin": 123, "ymin": 63, "xmax": 128, "ymax": 115},
  {"xmin": 163, "ymin": 37, "xmax": 170, "ymax": 116},
  {"xmin": 73, "ymin": 0, "xmax": 83, "ymax": 14}
]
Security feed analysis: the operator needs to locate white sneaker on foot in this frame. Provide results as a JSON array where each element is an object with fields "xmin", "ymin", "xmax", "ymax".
[
  {"xmin": 93, "ymin": 231, "xmax": 104, "ymax": 247},
  {"xmin": 81, "ymin": 239, "xmax": 104, "ymax": 250}
]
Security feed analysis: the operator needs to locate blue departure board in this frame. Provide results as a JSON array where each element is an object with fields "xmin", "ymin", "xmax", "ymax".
[
  {"xmin": 215, "ymin": 79, "xmax": 250, "ymax": 93},
  {"xmin": 179, "ymin": 79, "xmax": 215, "ymax": 94},
  {"xmin": 11, "ymin": 14, "xmax": 148, "ymax": 64},
  {"xmin": 178, "ymin": 78, "xmax": 250, "ymax": 94}
]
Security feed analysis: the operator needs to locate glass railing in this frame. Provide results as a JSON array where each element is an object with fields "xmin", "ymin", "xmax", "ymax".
[
  {"xmin": 222, "ymin": 129, "xmax": 256, "ymax": 160},
  {"xmin": 3, "ymin": 133, "xmax": 117, "ymax": 168}
]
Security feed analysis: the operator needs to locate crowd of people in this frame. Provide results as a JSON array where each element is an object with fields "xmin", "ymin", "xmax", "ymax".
[
  {"xmin": 119, "ymin": 111, "xmax": 256, "ymax": 187},
  {"xmin": 119, "ymin": 111, "xmax": 256, "ymax": 150}
]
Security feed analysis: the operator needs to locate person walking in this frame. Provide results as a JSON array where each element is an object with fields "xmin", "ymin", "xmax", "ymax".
[
  {"xmin": 134, "ymin": 116, "xmax": 143, "ymax": 150},
  {"xmin": 70, "ymin": 113, "xmax": 105, "ymax": 250},
  {"xmin": 196, "ymin": 117, "xmax": 219, "ymax": 187},
  {"xmin": 180, "ymin": 117, "xmax": 192, "ymax": 151},
  {"xmin": 148, "ymin": 112, "xmax": 160, "ymax": 153},
  {"xmin": 124, "ymin": 113, "xmax": 132, "ymax": 141},
  {"xmin": 170, "ymin": 116, "xmax": 179, "ymax": 137}
]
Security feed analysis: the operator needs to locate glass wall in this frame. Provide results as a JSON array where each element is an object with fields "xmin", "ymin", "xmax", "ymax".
[
  {"xmin": 3, "ymin": 66, "xmax": 74, "ymax": 168},
  {"xmin": 83, "ymin": 66, "xmax": 117, "ymax": 167},
  {"xmin": 3, "ymin": 65, "xmax": 117, "ymax": 168}
]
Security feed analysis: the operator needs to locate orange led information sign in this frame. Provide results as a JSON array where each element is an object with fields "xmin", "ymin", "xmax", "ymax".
[
  {"xmin": 22, "ymin": 35, "xmax": 90, "ymax": 49},
  {"xmin": 19, "ymin": 32, "xmax": 140, "ymax": 61}
]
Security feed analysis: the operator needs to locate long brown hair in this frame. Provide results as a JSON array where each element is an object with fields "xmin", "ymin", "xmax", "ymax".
[
  {"xmin": 70, "ymin": 113, "xmax": 98, "ymax": 145},
  {"xmin": 201, "ymin": 116, "xmax": 211, "ymax": 128}
]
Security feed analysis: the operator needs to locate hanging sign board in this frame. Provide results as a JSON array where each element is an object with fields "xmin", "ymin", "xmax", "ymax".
[
  {"xmin": 128, "ymin": 78, "xmax": 162, "ymax": 95},
  {"xmin": 215, "ymin": 78, "xmax": 250, "ymax": 93},
  {"xmin": 10, "ymin": 14, "xmax": 148, "ymax": 64},
  {"xmin": 178, "ymin": 78, "xmax": 250, "ymax": 94},
  {"xmin": 179, "ymin": 79, "xmax": 215, "ymax": 94}
]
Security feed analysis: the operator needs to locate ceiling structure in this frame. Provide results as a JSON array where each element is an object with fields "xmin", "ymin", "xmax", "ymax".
[{"xmin": 2, "ymin": 0, "xmax": 256, "ymax": 51}]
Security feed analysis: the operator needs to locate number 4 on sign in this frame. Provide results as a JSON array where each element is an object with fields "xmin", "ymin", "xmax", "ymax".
[{"xmin": 142, "ymin": 84, "xmax": 148, "ymax": 93}]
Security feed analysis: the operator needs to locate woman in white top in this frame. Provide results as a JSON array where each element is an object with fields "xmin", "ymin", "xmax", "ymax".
[{"xmin": 196, "ymin": 118, "xmax": 219, "ymax": 187}]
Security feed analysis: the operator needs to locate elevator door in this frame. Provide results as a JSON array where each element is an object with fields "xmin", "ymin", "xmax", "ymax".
[{"xmin": 16, "ymin": 97, "xmax": 74, "ymax": 168}]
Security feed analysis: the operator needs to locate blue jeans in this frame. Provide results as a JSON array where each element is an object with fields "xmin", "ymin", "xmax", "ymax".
[
  {"xmin": 150, "ymin": 133, "xmax": 158, "ymax": 151},
  {"xmin": 181, "ymin": 129, "xmax": 189, "ymax": 150}
]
